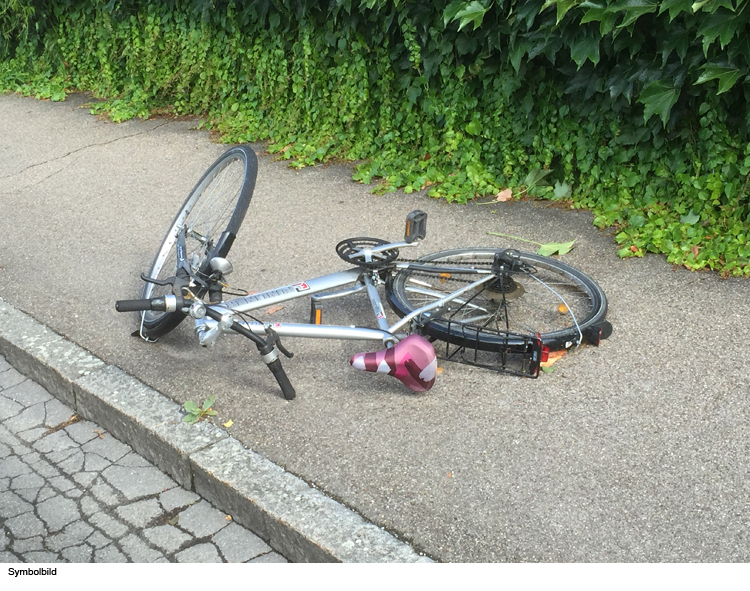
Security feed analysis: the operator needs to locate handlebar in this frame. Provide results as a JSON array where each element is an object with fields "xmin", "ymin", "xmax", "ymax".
[
  {"xmin": 115, "ymin": 294, "xmax": 186, "ymax": 313},
  {"xmin": 266, "ymin": 358, "xmax": 296, "ymax": 400},
  {"xmin": 116, "ymin": 295, "xmax": 296, "ymax": 400}
]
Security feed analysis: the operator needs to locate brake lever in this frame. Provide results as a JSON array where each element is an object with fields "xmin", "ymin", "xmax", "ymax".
[
  {"xmin": 140, "ymin": 272, "xmax": 176, "ymax": 287},
  {"xmin": 264, "ymin": 327, "xmax": 294, "ymax": 358}
]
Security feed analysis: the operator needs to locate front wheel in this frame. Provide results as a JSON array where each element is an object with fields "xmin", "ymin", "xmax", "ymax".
[
  {"xmin": 140, "ymin": 146, "xmax": 257, "ymax": 339},
  {"xmin": 386, "ymin": 248, "xmax": 609, "ymax": 351}
]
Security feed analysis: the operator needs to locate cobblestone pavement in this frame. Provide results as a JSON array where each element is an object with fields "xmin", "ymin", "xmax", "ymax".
[{"xmin": 0, "ymin": 356, "xmax": 289, "ymax": 563}]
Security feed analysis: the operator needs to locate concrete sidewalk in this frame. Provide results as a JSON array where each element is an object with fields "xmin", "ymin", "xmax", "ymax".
[
  {"xmin": 1, "ymin": 92, "xmax": 749, "ymax": 562},
  {"xmin": 0, "ymin": 355, "xmax": 288, "ymax": 563}
]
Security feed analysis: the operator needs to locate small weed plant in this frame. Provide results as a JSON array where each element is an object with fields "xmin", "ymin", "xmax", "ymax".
[{"xmin": 183, "ymin": 395, "xmax": 217, "ymax": 424}]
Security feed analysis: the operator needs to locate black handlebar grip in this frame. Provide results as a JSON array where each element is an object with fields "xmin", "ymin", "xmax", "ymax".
[
  {"xmin": 115, "ymin": 299, "xmax": 155, "ymax": 312},
  {"xmin": 267, "ymin": 358, "xmax": 296, "ymax": 400}
]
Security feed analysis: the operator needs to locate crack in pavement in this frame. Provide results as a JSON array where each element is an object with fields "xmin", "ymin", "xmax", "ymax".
[{"xmin": 0, "ymin": 122, "xmax": 170, "ymax": 182}]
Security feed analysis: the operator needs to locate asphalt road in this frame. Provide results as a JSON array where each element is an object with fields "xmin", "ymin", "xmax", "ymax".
[{"xmin": 1, "ymin": 92, "xmax": 749, "ymax": 562}]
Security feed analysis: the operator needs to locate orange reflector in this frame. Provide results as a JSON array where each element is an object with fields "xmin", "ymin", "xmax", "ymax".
[{"xmin": 315, "ymin": 309, "xmax": 322, "ymax": 325}]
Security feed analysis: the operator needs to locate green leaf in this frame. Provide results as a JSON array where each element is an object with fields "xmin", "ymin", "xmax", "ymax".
[
  {"xmin": 454, "ymin": 1, "xmax": 491, "ymax": 30},
  {"xmin": 554, "ymin": 182, "xmax": 572, "ymax": 198},
  {"xmin": 183, "ymin": 414, "xmax": 198, "ymax": 423},
  {"xmin": 569, "ymin": 31, "xmax": 600, "ymax": 67},
  {"xmin": 638, "ymin": 80, "xmax": 680, "ymax": 126},
  {"xmin": 607, "ymin": 0, "xmax": 658, "ymax": 27},
  {"xmin": 524, "ymin": 168, "xmax": 553, "ymax": 187},
  {"xmin": 541, "ymin": 365, "xmax": 556, "ymax": 373},
  {"xmin": 537, "ymin": 240, "xmax": 576, "ymax": 256},
  {"xmin": 697, "ymin": 9, "xmax": 749, "ymax": 53},
  {"xmin": 406, "ymin": 84, "xmax": 422, "ymax": 104},
  {"xmin": 658, "ymin": 0, "xmax": 693, "ymax": 19},
  {"xmin": 183, "ymin": 400, "xmax": 199, "ymax": 413},
  {"xmin": 696, "ymin": 63, "xmax": 744, "ymax": 94},
  {"xmin": 580, "ymin": 2, "xmax": 619, "ymax": 34},
  {"xmin": 202, "ymin": 395, "xmax": 216, "ymax": 411},
  {"xmin": 543, "ymin": 0, "xmax": 582, "ymax": 24},
  {"xmin": 465, "ymin": 119, "xmax": 482, "ymax": 135},
  {"xmin": 680, "ymin": 211, "xmax": 700, "ymax": 224},
  {"xmin": 629, "ymin": 214, "xmax": 647, "ymax": 227},
  {"xmin": 206, "ymin": 410, "xmax": 218, "ymax": 416},
  {"xmin": 443, "ymin": 0, "xmax": 465, "ymax": 26}
]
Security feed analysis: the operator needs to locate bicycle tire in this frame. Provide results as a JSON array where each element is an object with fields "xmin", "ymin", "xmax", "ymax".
[
  {"xmin": 139, "ymin": 145, "xmax": 257, "ymax": 339},
  {"xmin": 386, "ymin": 248, "xmax": 608, "ymax": 351}
]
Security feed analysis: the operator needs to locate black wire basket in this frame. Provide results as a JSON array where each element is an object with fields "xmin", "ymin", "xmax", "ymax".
[{"xmin": 433, "ymin": 321, "xmax": 543, "ymax": 378}]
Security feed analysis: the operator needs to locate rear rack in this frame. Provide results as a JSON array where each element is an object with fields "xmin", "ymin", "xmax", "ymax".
[{"xmin": 434, "ymin": 321, "xmax": 543, "ymax": 378}]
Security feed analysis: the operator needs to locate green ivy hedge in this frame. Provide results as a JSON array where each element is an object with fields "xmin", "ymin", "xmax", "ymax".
[{"xmin": 2, "ymin": 0, "xmax": 749, "ymax": 276}]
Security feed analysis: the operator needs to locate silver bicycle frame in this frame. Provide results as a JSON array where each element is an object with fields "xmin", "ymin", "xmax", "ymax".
[{"xmin": 192, "ymin": 264, "xmax": 495, "ymax": 348}]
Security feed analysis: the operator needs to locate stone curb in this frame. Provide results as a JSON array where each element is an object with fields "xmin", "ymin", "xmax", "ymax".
[{"xmin": 0, "ymin": 298, "xmax": 431, "ymax": 563}]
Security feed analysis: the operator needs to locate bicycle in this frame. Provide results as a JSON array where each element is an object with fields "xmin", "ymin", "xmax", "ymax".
[{"xmin": 116, "ymin": 146, "xmax": 612, "ymax": 400}]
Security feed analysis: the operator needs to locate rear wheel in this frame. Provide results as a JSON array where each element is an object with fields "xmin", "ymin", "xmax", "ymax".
[
  {"xmin": 386, "ymin": 248, "xmax": 608, "ymax": 351},
  {"xmin": 140, "ymin": 145, "xmax": 257, "ymax": 339}
]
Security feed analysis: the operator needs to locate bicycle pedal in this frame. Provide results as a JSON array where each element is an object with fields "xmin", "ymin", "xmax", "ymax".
[
  {"xmin": 405, "ymin": 210, "xmax": 427, "ymax": 243},
  {"xmin": 310, "ymin": 300, "xmax": 322, "ymax": 325}
]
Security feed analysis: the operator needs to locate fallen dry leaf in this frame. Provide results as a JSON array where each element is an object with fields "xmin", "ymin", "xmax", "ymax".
[
  {"xmin": 266, "ymin": 305, "xmax": 284, "ymax": 314},
  {"xmin": 225, "ymin": 515, "xmax": 233, "ymax": 521},
  {"xmin": 446, "ymin": 471, "xmax": 453, "ymax": 478},
  {"xmin": 436, "ymin": 367, "xmax": 444, "ymax": 376},
  {"xmin": 495, "ymin": 188, "xmax": 513, "ymax": 202},
  {"xmin": 223, "ymin": 419, "xmax": 234, "ymax": 428},
  {"xmin": 630, "ymin": 245, "xmax": 638, "ymax": 253},
  {"xmin": 94, "ymin": 430, "xmax": 105, "ymax": 439},
  {"xmin": 691, "ymin": 245, "xmax": 700, "ymax": 257},
  {"xmin": 540, "ymin": 349, "xmax": 567, "ymax": 368}
]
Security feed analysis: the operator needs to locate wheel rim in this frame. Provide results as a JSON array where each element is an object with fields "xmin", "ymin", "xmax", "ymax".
[
  {"xmin": 391, "ymin": 249, "xmax": 603, "ymax": 342},
  {"xmin": 143, "ymin": 154, "xmax": 247, "ymax": 322}
]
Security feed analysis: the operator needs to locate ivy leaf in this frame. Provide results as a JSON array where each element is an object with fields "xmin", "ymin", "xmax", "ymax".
[
  {"xmin": 537, "ymin": 240, "xmax": 576, "ymax": 256},
  {"xmin": 524, "ymin": 167, "xmax": 553, "ymax": 187},
  {"xmin": 542, "ymin": 0, "xmax": 582, "ymax": 24},
  {"xmin": 454, "ymin": 1, "xmax": 491, "ymax": 30},
  {"xmin": 509, "ymin": 38, "xmax": 534, "ymax": 72},
  {"xmin": 443, "ymin": 0, "xmax": 465, "ymax": 26},
  {"xmin": 608, "ymin": 0, "xmax": 659, "ymax": 28},
  {"xmin": 629, "ymin": 214, "xmax": 647, "ymax": 227},
  {"xmin": 658, "ymin": 0, "xmax": 693, "ymax": 20},
  {"xmin": 680, "ymin": 211, "xmax": 700, "ymax": 224},
  {"xmin": 580, "ymin": 2, "xmax": 619, "ymax": 35},
  {"xmin": 406, "ymin": 84, "xmax": 422, "ymax": 104},
  {"xmin": 553, "ymin": 181, "xmax": 572, "ymax": 198},
  {"xmin": 696, "ymin": 63, "xmax": 743, "ymax": 94},
  {"xmin": 569, "ymin": 31, "xmax": 600, "ymax": 68},
  {"xmin": 697, "ymin": 8, "xmax": 749, "ymax": 53},
  {"xmin": 638, "ymin": 80, "xmax": 680, "ymax": 126},
  {"xmin": 465, "ymin": 119, "xmax": 482, "ymax": 135},
  {"xmin": 515, "ymin": 0, "xmax": 543, "ymax": 29}
]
